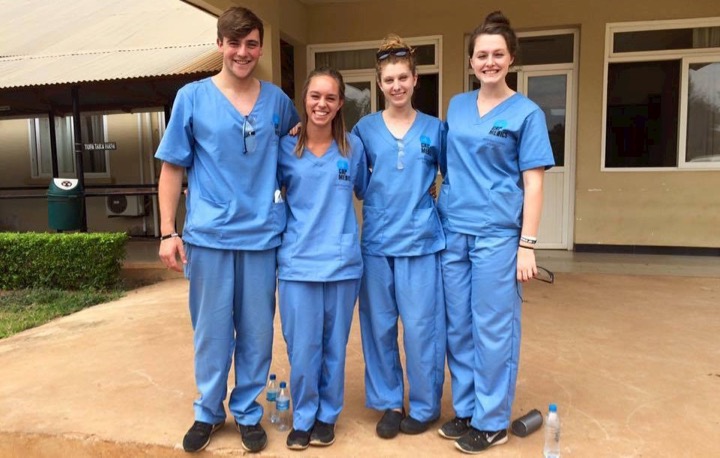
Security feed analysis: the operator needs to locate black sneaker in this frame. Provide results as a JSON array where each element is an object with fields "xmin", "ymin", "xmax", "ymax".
[
  {"xmin": 182, "ymin": 420, "xmax": 224, "ymax": 452},
  {"xmin": 376, "ymin": 408, "xmax": 405, "ymax": 439},
  {"xmin": 455, "ymin": 428, "xmax": 508, "ymax": 454},
  {"xmin": 235, "ymin": 421, "xmax": 268, "ymax": 453},
  {"xmin": 438, "ymin": 416, "xmax": 471, "ymax": 439},
  {"xmin": 286, "ymin": 428, "xmax": 311, "ymax": 450},
  {"xmin": 310, "ymin": 420, "xmax": 335, "ymax": 446},
  {"xmin": 399, "ymin": 415, "xmax": 434, "ymax": 435}
]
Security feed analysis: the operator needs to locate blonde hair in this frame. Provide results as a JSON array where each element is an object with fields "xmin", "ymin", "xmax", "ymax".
[
  {"xmin": 293, "ymin": 67, "xmax": 350, "ymax": 158},
  {"xmin": 375, "ymin": 33, "xmax": 417, "ymax": 80}
]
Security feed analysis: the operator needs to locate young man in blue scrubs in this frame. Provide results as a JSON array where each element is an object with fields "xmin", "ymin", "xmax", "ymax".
[{"xmin": 156, "ymin": 6, "xmax": 299, "ymax": 454}]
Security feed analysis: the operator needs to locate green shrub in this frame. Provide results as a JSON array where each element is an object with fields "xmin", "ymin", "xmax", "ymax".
[{"xmin": 0, "ymin": 232, "xmax": 128, "ymax": 291}]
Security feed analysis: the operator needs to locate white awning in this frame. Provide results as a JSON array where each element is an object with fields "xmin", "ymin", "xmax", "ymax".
[{"xmin": 0, "ymin": 0, "xmax": 221, "ymax": 90}]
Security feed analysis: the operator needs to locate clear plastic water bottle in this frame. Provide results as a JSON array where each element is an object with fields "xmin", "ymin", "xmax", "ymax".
[
  {"xmin": 276, "ymin": 381, "xmax": 291, "ymax": 431},
  {"xmin": 265, "ymin": 373, "xmax": 279, "ymax": 424},
  {"xmin": 543, "ymin": 403, "xmax": 561, "ymax": 458}
]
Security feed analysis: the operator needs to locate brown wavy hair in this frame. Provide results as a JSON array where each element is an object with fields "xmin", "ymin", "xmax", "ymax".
[{"xmin": 293, "ymin": 67, "xmax": 350, "ymax": 158}]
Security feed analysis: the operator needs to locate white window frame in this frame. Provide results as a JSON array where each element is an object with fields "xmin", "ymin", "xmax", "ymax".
[
  {"xmin": 602, "ymin": 17, "xmax": 720, "ymax": 172},
  {"xmin": 307, "ymin": 35, "xmax": 443, "ymax": 119},
  {"xmin": 28, "ymin": 114, "xmax": 111, "ymax": 178},
  {"xmin": 678, "ymin": 55, "xmax": 720, "ymax": 168}
]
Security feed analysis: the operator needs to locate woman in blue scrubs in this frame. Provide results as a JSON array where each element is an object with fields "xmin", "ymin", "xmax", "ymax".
[
  {"xmin": 277, "ymin": 67, "xmax": 367, "ymax": 450},
  {"xmin": 352, "ymin": 34, "xmax": 446, "ymax": 439},
  {"xmin": 436, "ymin": 11, "xmax": 555, "ymax": 454}
]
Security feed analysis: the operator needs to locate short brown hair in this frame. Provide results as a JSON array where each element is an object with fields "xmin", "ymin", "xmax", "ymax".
[{"xmin": 217, "ymin": 6, "xmax": 264, "ymax": 45}]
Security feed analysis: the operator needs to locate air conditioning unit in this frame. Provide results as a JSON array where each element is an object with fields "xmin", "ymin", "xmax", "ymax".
[{"xmin": 106, "ymin": 195, "xmax": 145, "ymax": 217}]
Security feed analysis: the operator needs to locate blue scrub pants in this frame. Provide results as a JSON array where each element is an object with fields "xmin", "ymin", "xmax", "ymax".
[
  {"xmin": 359, "ymin": 254, "xmax": 445, "ymax": 422},
  {"xmin": 441, "ymin": 231, "xmax": 522, "ymax": 431},
  {"xmin": 278, "ymin": 279, "xmax": 360, "ymax": 431},
  {"xmin": 185, "ymin": 244, "xmax": 276, "ymax": 426}
]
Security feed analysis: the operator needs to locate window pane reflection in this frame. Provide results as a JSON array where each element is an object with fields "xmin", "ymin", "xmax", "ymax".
[
  {"xmin": 517, "ymin": 34, "xmax": 574, "ymax": 65},
  {"xmin": 528, "ymin": 75, "xmax": 566, "ymax": 166},
  {"xmin": 614, "ymin": 27, "xmax": 720, "ymax": 53},
  {"xmin": 316, "ymin": 45, "xmax": 436, "ymax": 71},
  {"xmin": 344, "ymin": 81, "xmax": 371, "ymax": 130},
  {"xmin": 605, "ymin": 60, "xmax": 680, "ymax": 167},
  {"xmin": 686, "ymin": 62, "xmax": 720, "ymax": 163}
]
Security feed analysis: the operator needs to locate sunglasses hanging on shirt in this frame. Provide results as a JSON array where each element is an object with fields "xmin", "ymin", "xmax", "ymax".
[{"xmin": 243, "ymin": 115, "xmax": 256, "ymax": 154}]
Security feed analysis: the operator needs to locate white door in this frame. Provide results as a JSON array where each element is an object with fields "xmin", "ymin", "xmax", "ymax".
[{"xmin": 518, "ymin": 70, "xmax": 574, "ymax": 249}]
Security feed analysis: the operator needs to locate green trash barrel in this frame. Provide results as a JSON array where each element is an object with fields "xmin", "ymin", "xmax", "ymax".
[{"xmin": 47, "ymin": 178, "xmax": 84, "ymax": 230}]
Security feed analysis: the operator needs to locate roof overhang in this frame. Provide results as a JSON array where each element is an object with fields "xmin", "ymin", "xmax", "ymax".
[
  {"xmin": 0, "ymin": 0, "xmax": 222, "ymax": 118},
  {"xmin": 0, "ymin": 72, "xmax": 216, "ymax": 118}
]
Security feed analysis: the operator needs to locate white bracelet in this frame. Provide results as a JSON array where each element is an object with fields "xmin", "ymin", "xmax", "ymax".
[{"xmin": 520, "ymin": 235, "xmax": 537, "ymax": 245}]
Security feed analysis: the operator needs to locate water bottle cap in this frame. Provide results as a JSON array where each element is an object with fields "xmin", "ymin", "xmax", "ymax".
[
  {"xmin": 280, "ymin": 381, "xmax": 287, "ymax": 388},
  {"xmin": 269, "ymin": 374, "xmax": 276, "ymax": 380},
  {"xmin": 549, "ymin": 403, "xmax": 557, "ymax": 412}
]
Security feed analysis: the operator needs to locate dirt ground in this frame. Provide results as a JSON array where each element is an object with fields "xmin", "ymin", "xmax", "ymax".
[{"xmin": 1, "ymin": 270, "xmax": 719, "ymax": 457}]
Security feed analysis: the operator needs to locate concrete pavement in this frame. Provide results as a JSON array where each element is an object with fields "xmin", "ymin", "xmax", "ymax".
[{"xmin": 1, "ymin": 266, "xmax": 719, "ymax": 457}]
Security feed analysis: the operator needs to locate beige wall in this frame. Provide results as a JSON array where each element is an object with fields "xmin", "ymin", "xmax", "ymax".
[
  {"xmin": 0, "ymin": 113, "xmax": 163, "ymax": 235},
  {"xmin": 3, "ymin": 0, "xmax": 718, "ymax": 247},
  {"xmin": 195, "ymin": 0, "xmax": 719, "ymax": 248},
  {"xmin": 298, "ymin": 0, "xmax": 720, "ymax": 248},
  {"xmin": 568, "ymin": 3, "xmax": 719, "ymax": 247}
]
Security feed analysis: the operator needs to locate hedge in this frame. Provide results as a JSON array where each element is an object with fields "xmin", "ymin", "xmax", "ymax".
[{"xmin": 0, "ymin": 232, "xmax": 128, "ymax": 291}]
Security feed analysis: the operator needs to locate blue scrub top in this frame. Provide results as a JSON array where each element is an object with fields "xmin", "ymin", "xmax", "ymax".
[
  {"xmin": 438, "ymin": 91, "xmax": 555, "ymax": 236},
  {"xmin": 277, "ymin": 134, "xmax": 368, "ymax": 282},
  {"xmin": 352, "ymin": 111, "xmax": 445, "ymax": 256},
  {"xmin": 155, "ymin": 78, "xmax": 300, "ymax": 250}
]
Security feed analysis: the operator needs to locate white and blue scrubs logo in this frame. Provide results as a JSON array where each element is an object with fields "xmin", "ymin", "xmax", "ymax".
[
  {"xmin": 420, "ymin": 135, "xmax": 432, "ymax": 155},
  {"xmin": 489, "ymin": 120, "xmax": 509, "ymax": 138},
  {"xmin": 337, "ymin": 159, "xmax": 350, "ymax": 182},
  {"xmin": 273, "ymin": 113, "xmax": 281, "ymax": 136}
]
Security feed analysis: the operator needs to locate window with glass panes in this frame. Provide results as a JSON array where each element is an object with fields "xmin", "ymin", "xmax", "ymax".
[
  {"xmin": 311, "ymin": 37, "xmax": 441, "ymax": 127},
  {"xmin": 29, "ymin": 114, "xmax": 109, "ymax": 178},
  {"xmin": 604, "ymin": 20, "xmax": 720, "ymax": 169}
]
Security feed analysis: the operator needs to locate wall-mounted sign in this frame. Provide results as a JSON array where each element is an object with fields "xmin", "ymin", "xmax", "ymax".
[{"xmin": 83, "ymin": 142, "xmax": 117, "ymax": 151}]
